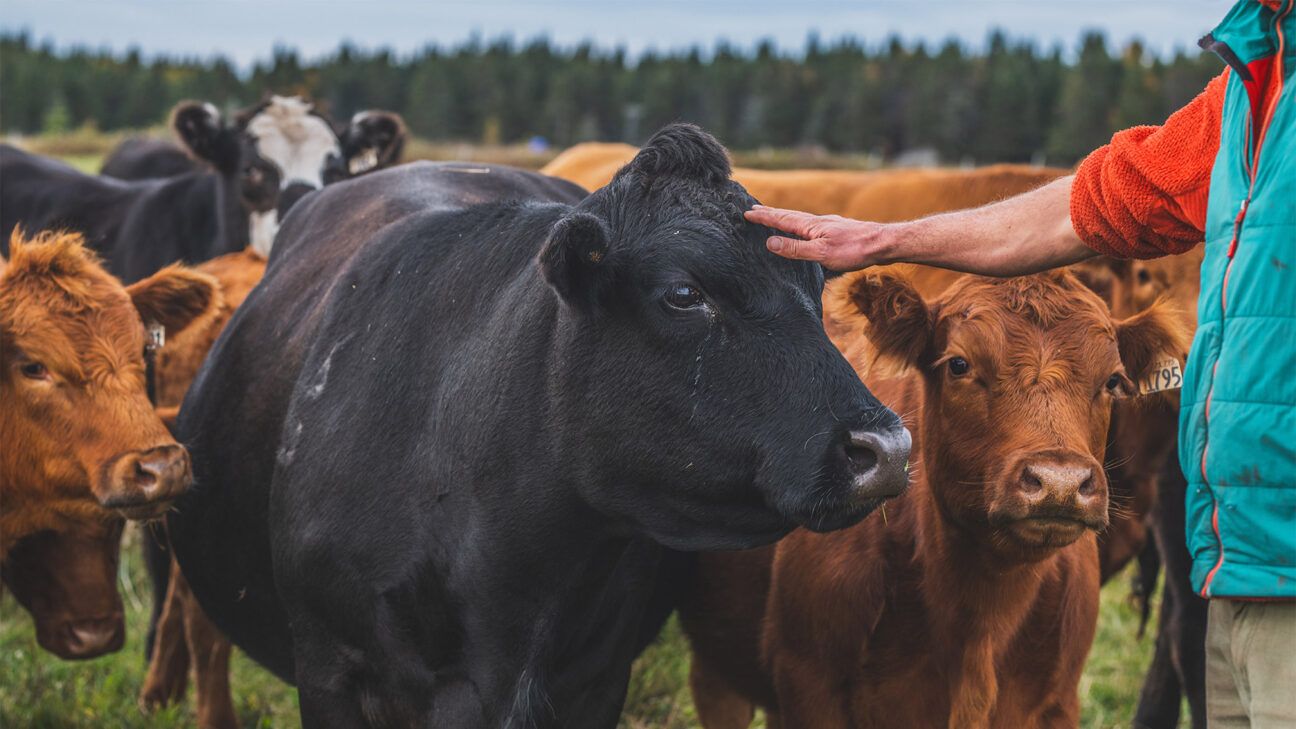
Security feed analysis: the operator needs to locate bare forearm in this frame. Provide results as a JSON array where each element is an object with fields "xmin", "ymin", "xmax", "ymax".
[
  {"xmin": 876, "ymin": 176, "xmax": 1094, "ymax": 276},
  {"xmin": 747, "ymin": 175, "xmax": 1097, "ymax": 275}
]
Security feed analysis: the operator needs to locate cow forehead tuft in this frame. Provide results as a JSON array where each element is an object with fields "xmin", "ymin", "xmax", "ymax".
[
  {"xmin": 246, "ymin": 96, "xmax": 338, "ymax": 150},
  {"xmin": 1, "ymin": 231, "xmax": 124, "ymax": 314},
  {"xmin": 941, "ymin": 272, "xmax": 1109, "ymax": 330}
]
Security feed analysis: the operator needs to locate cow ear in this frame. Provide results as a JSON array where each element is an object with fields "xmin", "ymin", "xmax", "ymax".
[
  {"xmin": 539, "ymin": 212, "xmax": 611, "ymax": 309},
  {"xmin": 341, "ymin": 111, "xmax": 406, "ymax": 175},
  {"xmin": 829, "ymin": 270, "xmax": 934, "ymax": 377},
  {"xmin": 1115, "ymin": 300, "xmax": 1190, "ymax": 394},
  {"xmin": 126, "ymin": 266, "xmax": 223, "ymax": 338},
  {"xmin": 171, "ymin": 102, "xmax": 235, "ymax": 171}
]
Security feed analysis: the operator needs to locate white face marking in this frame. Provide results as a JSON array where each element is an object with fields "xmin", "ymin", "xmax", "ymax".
[
  {"xmin": 249, "ymin": 210, "xmax": 279, "ymax": 257},
  {"xmin": 245, "ymin": 96, "xmax": 341, "ymax": 190}
]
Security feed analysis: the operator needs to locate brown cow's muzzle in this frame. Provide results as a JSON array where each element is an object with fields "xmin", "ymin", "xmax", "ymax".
[
  {"xmin": 99, "ymin": 445, "xmax": 192, "ymax": 520},
  {"xmin": 990, "ymin": 450, "xmax": 1109, "ymax": 551},
  {"xmin": 40, "ymin": 614, "xmax": 126, "ymax": 660}
]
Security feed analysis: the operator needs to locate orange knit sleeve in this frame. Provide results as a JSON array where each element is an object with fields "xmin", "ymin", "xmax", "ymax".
[{"xmin": 1070, "ymin": 70, "xmax": 1229, "ymax": 259}]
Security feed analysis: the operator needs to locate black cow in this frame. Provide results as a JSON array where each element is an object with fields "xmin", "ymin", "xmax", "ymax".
[
  {"xmin": 0, "ymin": 96, "xmax": 404, "ymax": 282},
  {"xmin": 168, "ymin": 124, "xmax": 911, "ymax": 728},
  {"xmin": 100, "ymin": 137, "xmax": 198, "ymax": 179}
]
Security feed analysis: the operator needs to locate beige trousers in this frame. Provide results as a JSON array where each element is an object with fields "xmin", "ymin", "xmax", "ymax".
[{"xmin": 1206, "ymin": 599, "xmax": 1296, "ymax": 729}]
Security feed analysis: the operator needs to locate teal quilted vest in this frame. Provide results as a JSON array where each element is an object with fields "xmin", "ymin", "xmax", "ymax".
[{"xmin": 1182, "ymin": 0, "xmax": 1296, "ymax": 599}]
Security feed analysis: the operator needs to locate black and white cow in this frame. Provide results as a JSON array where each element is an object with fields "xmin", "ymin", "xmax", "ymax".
[
  {"xmin": 0, "ymin": 96, "xmax": 404, "ymax": 282},
  {"xmin": 168, "ymin": 124, "xmax": 912, "ymax": 728}
]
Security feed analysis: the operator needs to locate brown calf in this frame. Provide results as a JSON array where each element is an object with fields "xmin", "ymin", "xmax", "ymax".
[
  {"xmin": 681, "ymin": 270, "xmax": 1187, "ymax": 728},
  {"xmin": 0, "ymin": 229, "xmax": 220, "ymax": 556},
  {"xmin": 1, "ymin": 519, "xmax": 125, "ymax": 659}
]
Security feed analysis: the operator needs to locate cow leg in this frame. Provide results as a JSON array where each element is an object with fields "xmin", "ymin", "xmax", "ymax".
[
  {"xmin": 1134, "ymin": 586, "xmax": 1183, "ymax": 729},
  {"xmin": 140, "ymin": 557, "xmax": 191, "ymax": 710},
  {"xmin": 689, "ymin": 655, "xmax": 755, "ymax": 729},
  {"xmin": 1159, "ymin": 471, "xmax": 1208, "ymax": 729},
  {"xmin": 178, "ymin": 571, "xmax": 237, "ymax": 729},
  {"xmin": 1135, "ymin": 463, "xmax": 1208, "ymax": 729}
]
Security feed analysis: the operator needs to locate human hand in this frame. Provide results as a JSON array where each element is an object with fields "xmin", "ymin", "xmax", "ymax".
[{"xmin": 743, "ymin": 205, "xmax": 892, "ymax": 271}]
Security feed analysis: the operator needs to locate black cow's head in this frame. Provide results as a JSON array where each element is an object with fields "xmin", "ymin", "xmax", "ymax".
[
  {"xmin": 539, "ymin": 124, "xmax": 911, "ymax": 550},
  {"xmin": 170, "ymin": 96, "xmax": 405, "ymax": 256}
]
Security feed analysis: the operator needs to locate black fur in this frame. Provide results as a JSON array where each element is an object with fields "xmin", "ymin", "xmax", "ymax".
[
  {"xmin": 168, "ymin": 125, "xmax": 907, "ymax": 728},
  {"xmin": 101, "ymin": 138, "xmax": 198, "ymax": 179},
  {"xmin": 1134, "ymin": 459, "xmax": 1208, "ymax": 729}
]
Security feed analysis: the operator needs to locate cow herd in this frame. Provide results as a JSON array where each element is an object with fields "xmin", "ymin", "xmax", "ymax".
[{"xmin": 0, "ymin": 98, "xmax": 1207, "ymax": 729}]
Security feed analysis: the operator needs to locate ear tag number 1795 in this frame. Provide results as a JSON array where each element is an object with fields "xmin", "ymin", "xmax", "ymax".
[{"xmin": 1139, "ymin": 358, "xmax": 1182, "ymax": 395}]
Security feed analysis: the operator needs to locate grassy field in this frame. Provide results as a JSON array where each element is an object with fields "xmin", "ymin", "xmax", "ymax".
[
  {"xmin": 1, "ymin": 522, "xmax": 1173, "ymax": 728},
  {"xmin": 0, "ymin": 141, "xmax": 1177, "ymax": 727}
]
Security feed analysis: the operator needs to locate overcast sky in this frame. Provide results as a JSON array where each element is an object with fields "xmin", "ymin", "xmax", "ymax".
[{"xmin": 4, "ymin": 1, "xmax": 1229, "ymax": 68}]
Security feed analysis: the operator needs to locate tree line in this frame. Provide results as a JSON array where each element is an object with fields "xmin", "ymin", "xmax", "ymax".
[{"xmin": 0, "ymin": 31, "xmax": 1222, "ymax": 165}]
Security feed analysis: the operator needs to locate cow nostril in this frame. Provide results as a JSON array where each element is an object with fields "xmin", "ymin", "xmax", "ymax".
[
  {"xmin": 844, "ymin": 442, "xmax": 879, "ymax": 474},
  {"xmin": 1021, "ymin": 468, "xmax": 1043, "ymax": 494},
  {"xmin": 134, "ymin": 461, "xmax": 158, "ymax": 488},
  {"xmin": 1079, "ymin": 475, "xmax": 1095, "ymax": 496},
  {"xmin": 845, "ymin": 427, "xmax": 912, "ymax": 500}
]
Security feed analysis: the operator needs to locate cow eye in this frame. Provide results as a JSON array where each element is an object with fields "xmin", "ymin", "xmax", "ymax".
[
  {"xmin": 1105, "ymin": 373, "xmax": 1124, "ymax": 393},
  {"xmin": 948, "ymin": 357, "xmax": 970, "ymax": 376},
  {"xmin": 20, "ymin": 362, "xmax": 49, "ymax": 380},
  {"xmin": 664, "ymin": 284, "xmax": 706, "ymax": 310}
]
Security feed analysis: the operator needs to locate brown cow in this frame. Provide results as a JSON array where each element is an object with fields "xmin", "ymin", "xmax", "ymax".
[
  {"xmin": 1, "ymin": 519, "xmax": 125, "ymax": 659},
  {"xmin": 539, "ymin": 142, "xmax": 1067, "ymax": 221},
  {"xmin": 680, "ymin": 269, "xmax": 1187, "ymax": 728},
  {"xmin": 135, "ymin": 248, "xmax": 266, "ymax": 729},
  {"xmin": 0, "ymin": 229, "xmax": 220, "ymax": 557}
]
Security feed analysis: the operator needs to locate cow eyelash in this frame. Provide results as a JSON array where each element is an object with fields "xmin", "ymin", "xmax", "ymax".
[
  {"xmin": 1104, "ymin": 372, "xmax": 1131, "ymax": 397},
  {"xmin": 19, "ymin": 361, "xmax": 49, "ymax": 380}
]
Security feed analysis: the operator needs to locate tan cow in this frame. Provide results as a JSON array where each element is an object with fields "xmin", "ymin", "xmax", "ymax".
[{"xmin": 540, "ymin": 142, "xmax": 1068, "ymax": 221}]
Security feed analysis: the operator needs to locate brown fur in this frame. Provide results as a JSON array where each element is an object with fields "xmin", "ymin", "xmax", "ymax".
[
  {"xmin": 0, "ymin": 230, "xmax": 219, "ymax": 557},
  {"xmin": 138, "ymin": 248, "xmax": 264, "ymax": 729},
  {"xmin": 681, "ymin": 270, "xmax": 1187, "ymax": 729}
]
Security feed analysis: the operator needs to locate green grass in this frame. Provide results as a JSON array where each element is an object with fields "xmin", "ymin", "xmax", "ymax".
[{"xmin": 1, "ymin": 524, "xmax": 1180, "ymax": 728}]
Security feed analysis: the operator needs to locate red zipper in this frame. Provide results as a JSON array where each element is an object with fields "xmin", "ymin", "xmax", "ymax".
[{"xmin": 1200, "ymin": 0, "xmax": 1291, "ymax": 598}]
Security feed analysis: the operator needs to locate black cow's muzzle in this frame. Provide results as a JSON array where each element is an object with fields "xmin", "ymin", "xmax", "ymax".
[{"xmin": 845, "ymin": 426, "xmax": 912, "ymax": 500}]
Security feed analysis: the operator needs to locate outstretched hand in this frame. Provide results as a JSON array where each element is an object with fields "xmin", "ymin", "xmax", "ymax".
[{"xmin": 743, "ymin": 205, "xmax": 891, "ymax": 272}]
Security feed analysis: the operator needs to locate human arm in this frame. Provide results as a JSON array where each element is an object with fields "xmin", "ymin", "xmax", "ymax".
[{"xmin": 746, "ymin": 176, "xmax": 1089, "ymax": 276}]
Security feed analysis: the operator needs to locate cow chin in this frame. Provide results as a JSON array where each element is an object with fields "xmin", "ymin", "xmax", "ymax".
[
  {"xmin": 1006, "ymin": 516, "xmax": 1092, "ymax": 549},
  {"xmin": 788, "ymin": 494, "xmax": 886, "ymax": 534},
  {"xmin": 112, "ymin": 501, "xmax": 175, "ymax": 521},
  {"xmin": 991, "ymin": 512, "xmax": 1102, "ymax": 559}
]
